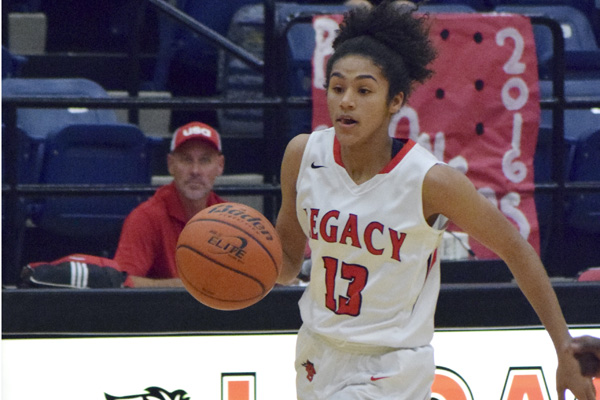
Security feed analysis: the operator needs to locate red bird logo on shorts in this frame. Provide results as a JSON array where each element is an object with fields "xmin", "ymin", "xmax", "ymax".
[{"xmin": 302, "ymin": 360, "xmax": 317, "ymax": 382}]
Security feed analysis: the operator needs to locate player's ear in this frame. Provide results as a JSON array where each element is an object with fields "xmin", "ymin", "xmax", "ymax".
[
  {"xmin": 217, "ymin": 154, "xmax": 225, "ymax": 176},
  {"xmin": 389, "ymin": 91, "xmax": 405, "ymax": 114},
  {"xmin": 167, "ymin": 152, "xmax": 175, "ymax": 175}
]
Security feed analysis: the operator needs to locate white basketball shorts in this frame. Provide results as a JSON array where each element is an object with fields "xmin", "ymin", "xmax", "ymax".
[{"xmin": 295, "ymin": 325, "xmax": 434, "ymax": 400}]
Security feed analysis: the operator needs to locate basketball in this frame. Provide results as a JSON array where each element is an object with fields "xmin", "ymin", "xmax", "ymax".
[{"xmin": 176, "ymin": 202, "xmax": 283, "ymax": 310}]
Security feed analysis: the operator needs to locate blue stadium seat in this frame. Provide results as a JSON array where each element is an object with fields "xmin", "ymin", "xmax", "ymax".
[
  {"xmin": 422, "ymin": 0, "xmax": 488, "ymax": 10},
  {"xmin": 534, "ymin": 78, "xmax": 600, "ymax": 249},
  {"xmin": 565, "ymin": 129, "xmax": 600, "ymax": 233},
  {"xmin": 533, "ymin": 124, "xmax": 554, "ymax": 251},
  {"xmin": 2, "ymin": 78, "xmax": 119, "ymax": 184},
  {"xmin": 1, "ymin": 124, "xmax": 45, "ymax": 184},
  {"xmin": 490, "ymin": 0, "xmax": 600, "ymax": 36},
  {"xmin": 418, "ymin": 4, "xmax": 477, "ymax": 13},
  {"xmin": 538, "ymin": 79, "xmax": 600, "ymax": 145},
  {"xmin": 494, "ymin": 5, "xmax": 600, "ymax": 79},
  {"xmin": 217, "ymin": 3, "xmax": 350, "ymax": 139},
  {"xmin": 30, "ymin": 123, "xmax": 152, "ymax": 238},
  {"xmin": 2, "ymin": 78, "xmax": 118, "ymax": 139},
  {"xmin": 2, "ymin": 46, "xmax": 28, "ymax": 79},
  {"xmin": 151, "ymin": 0, "xmax": 259, "ymax": 90},
  {"xmin": 216, "ymin": 3, "xmax": 268, "ymax": 138},
  {"xmin": 282, "ymin": 3, "xmax": 352, "ymax": 139}
]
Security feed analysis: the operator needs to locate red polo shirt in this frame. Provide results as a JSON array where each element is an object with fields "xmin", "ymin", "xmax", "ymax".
[{"xmin": 114, "ymin": 182, "xmax": 225, "ymax": 286}]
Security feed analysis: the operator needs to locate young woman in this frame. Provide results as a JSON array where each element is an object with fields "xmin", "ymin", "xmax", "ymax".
[{"xmin": 275, "ymin": 1, "xmax": 596, "ymax": 399}]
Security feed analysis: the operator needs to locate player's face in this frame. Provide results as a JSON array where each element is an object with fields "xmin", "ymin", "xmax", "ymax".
[
  {"xmin": 168, "ymin": 140, "xmax": 224, "ymax": 201},
  {"xmin": 327, "ymin": 55, "xmax": 403, "ymax": 147}
]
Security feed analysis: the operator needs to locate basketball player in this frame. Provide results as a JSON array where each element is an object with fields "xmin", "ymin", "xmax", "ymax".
[
  {"xmin": 114, "ymin": 122, "xmax": 226, "ymax": 287},
  {"xmin": 274, "ymin": 1, "xmax": 596, "ymax": 399}
]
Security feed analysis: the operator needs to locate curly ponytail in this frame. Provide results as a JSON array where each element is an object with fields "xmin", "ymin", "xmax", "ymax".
[{"xmin": 325, "ymin": 0, "xmax": 437, "ymax": 103}]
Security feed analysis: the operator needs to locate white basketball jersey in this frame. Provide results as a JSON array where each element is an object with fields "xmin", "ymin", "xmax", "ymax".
[{"xmin": 297, "ymin": 127, "xmax": 446, "ymax": 348}]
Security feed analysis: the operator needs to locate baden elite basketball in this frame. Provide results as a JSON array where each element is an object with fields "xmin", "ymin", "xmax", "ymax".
[{"xmin": 176, "ymin": 202, "xmax": 282, "ymax": 310}]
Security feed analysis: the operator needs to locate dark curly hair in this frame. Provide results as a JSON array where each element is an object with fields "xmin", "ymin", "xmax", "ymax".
[{"xmin": 325, "ymin": 0, "xmax": 437, "ymax": 104}]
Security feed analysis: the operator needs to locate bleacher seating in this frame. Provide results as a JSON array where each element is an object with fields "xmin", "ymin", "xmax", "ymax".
[
  {"xmin": 535, "ymin": 78, "xmax": 600, "ymax": 257},
  {"xmin": 2, "ymin": 78, "xmax": 119, "ymax": 184},
  {"xmin": 565, "ymin": 129, "xmax": 600, "ymax": 233},
  {"xmin": 494, "ymin": 5, "xmax": 600, "ymax": 79},
  {"xmin": 151, "ymin": 0, "xmax": 262, "ymax": 129},
  {"xmin": 217, "ymin": 2, "xmax": 478, "ymax": 141},
  {"xmin": 217, "ymin": 2, "xmax": 349, "ymax": 140},
  {"xmin": 2, "ymin": 1, "xmax": 600, "ymax": 282},
  {"xmin": 491, "ymin": 0, "xmax": 600, "ymax": 40},
  {"xmin": 2, "ymin": 46, "xmax": 28, "ymax": 79},
  {"xmin": 29, "ymin": 123, "xmax": 152, "ymax": 238},
  {"xmin": 2, "ymin": 78, "xmax": 118, "ymax": 138},
  {"xmin": 426, "ymin": 0, "xmax": 488, "ymax": 9}
]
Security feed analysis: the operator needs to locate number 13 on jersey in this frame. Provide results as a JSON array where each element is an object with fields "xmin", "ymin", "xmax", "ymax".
[{"xmin": 323, "ymin": 257, "xmax": 369, "ymax": 316}]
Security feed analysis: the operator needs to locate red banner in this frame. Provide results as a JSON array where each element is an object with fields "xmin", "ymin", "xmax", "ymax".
[{"xmin": 312, "ymin": 13, "xmax": 541, "ymax": 259}]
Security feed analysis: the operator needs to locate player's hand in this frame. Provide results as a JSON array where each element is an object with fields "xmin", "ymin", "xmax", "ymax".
[
  {"xmin": 572, "ymin": 335, "xmax": 600, "ymax": 377},
  {"xmin": 556, "ymin": 340, "xmax": 596, "ymax": 400}
]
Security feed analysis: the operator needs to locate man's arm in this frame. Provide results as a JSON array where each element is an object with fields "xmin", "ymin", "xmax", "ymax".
[
  {"xmin": 114, "ymin": 209, "xmax": 162, "ymax": 286},
  {"xmin": 128, "ymin": 276, "xmax": 184, "ymax": 288}
]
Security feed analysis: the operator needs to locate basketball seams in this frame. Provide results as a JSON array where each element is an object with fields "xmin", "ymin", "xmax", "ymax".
[
  {"xmin": 177, "ymin": 244, "xmax": 267, "ymax": 292},
  {"xmin": 186, "ymin": 217, "xmax": 281, "ymax": 276},
  {"xmin": 176, "ymin": 203, "xmax": 282, "ymax": 310},
  {"xmin": 177, "ymin": 246, "xmax": 266, "ymax": 306}
]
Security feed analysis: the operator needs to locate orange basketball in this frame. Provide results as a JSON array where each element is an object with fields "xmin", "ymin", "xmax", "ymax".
[{"xmin": 176, "ymin": 202, "xmax": 282, "ymax": 310}]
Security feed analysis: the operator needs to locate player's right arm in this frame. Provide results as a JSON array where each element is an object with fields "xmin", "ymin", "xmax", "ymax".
[{"xmin": 276, "ymin": 134, "xmax": 310, "ymax": 285}]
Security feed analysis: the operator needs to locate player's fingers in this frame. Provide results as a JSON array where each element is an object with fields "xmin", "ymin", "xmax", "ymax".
[
  {"xmin": 573, "ymin": 335, "xmax": 600, "ymax": 353},
  {"xmin": 571, "ymin": 381, "xmax": 596, "ymax": 400},
  {"xmin": 556, "ymin": 381, "xmax": 567, "ymax": 400},
  {"xmin": 582, "ymin": 386, "xmax": 596, "ymax": 400}
]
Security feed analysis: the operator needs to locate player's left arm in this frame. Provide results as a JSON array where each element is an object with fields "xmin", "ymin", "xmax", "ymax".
[{"xmin": 422, "ymin": 164, "xmax": 596, "ymax": 400}]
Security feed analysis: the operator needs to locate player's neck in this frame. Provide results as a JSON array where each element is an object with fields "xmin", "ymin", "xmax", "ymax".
[{"xmin": 341, "ymin": 137, "xmax": 393, "ymax": 185}]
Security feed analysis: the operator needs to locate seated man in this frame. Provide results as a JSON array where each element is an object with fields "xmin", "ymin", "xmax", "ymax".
[{"xmin": 114, "ymin": 121, "xmax": 226, "ymax": 287}]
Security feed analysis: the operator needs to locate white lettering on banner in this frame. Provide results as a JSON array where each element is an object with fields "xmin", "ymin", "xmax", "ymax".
[
  {"xmin": 494, "ymin": 26, "xmax": 532, "ymax": 240},
  {"xmin": 390, "ymin": 108, "xmax": 469, "ymax": 174},
  {"xmin": 182, "ymin": 126, "xmax": 212, "ymax": 138},
  {"xmin": 477, "ymin": 188, "xmax": 530, "ymax": 239},
  {"xmin": 418, "ymin": 131, "xmax": 446, "ymax": 162},
  {"xmin": 501, "ymin": 192, "xmax": 531, "ymax": 239},
  {"xmin": 503, "ymin": 112, "xmax": 527, "ymax": 183},
  {"xmin": 497, "ymin": 27, "xmax": 529, "ymax": 186},
  {"xmin": 313, "ymin": 17, "xmax": 338, "ymax": 89},
  {"xmin": 448, "ymin": 155, "xmax": 468, "ymax": 175},
  {"xmin": 478, "ymin": 187, "xmax": 500, "ymax": 208},
  {"xmin": 496, "ymin": 27, "xmax": 526, "ymax": 75},
  {"xmin": 502, "ymin": 78, "xmax": 530, "ymax": 111},
  {"xmin": 389, "ymin": 106, "xmax": 420, "ymax": 141}
]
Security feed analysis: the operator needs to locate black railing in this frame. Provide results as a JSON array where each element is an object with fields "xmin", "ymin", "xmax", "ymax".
[{"xmin": 530, "ymin": 16, "xmax": 600, "ymax": 271}]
